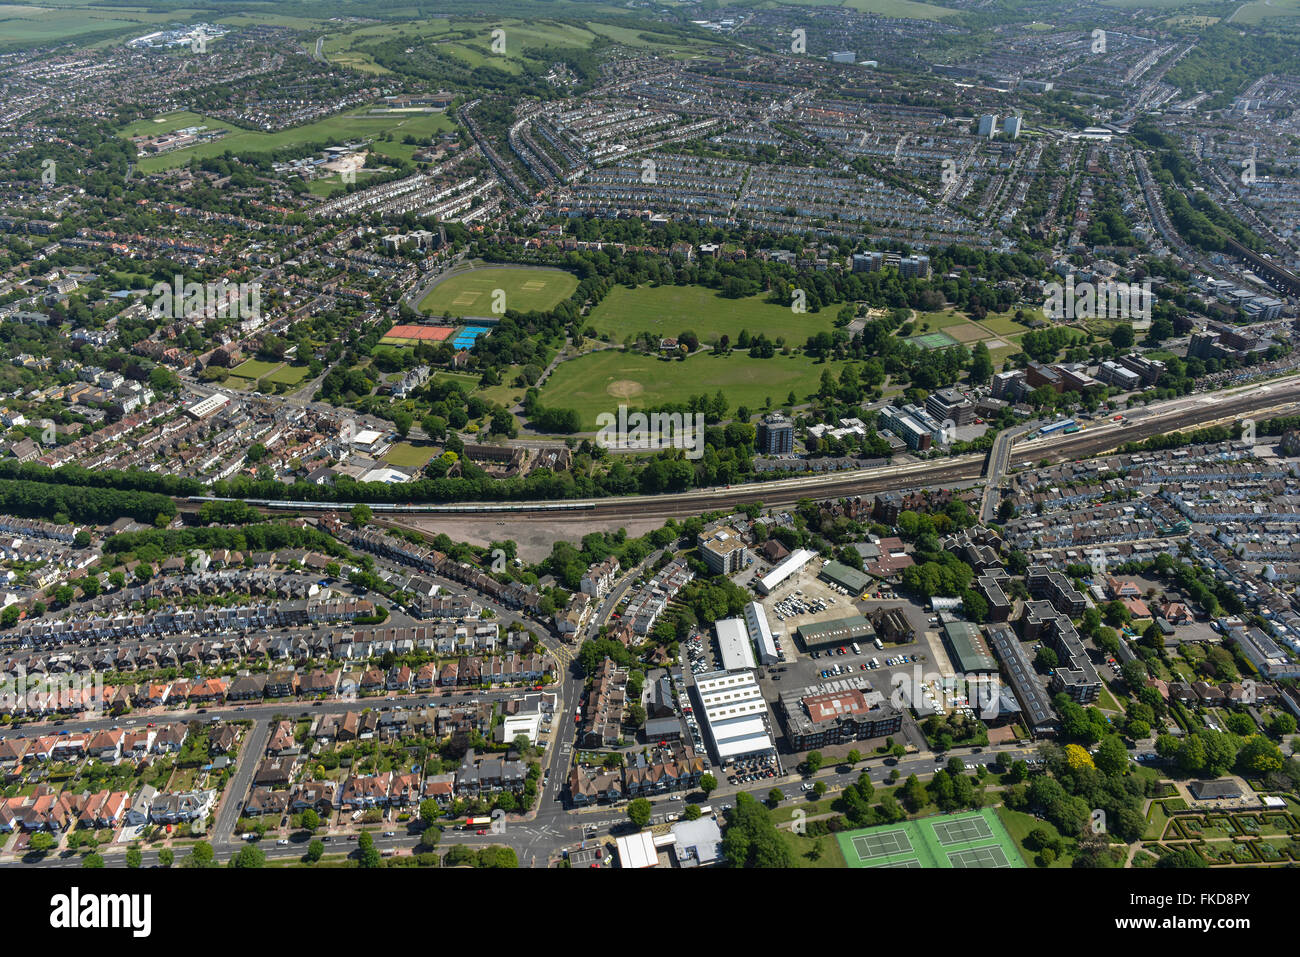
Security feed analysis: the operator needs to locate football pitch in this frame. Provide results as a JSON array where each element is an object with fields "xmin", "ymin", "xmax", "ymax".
[
  {"xmin": 417, "ymin": 267, "xmax": 578, "ymax": 317},
  {"xmin": 837, "ymin": 809, "xmax": 1023, "ymax": 869}
]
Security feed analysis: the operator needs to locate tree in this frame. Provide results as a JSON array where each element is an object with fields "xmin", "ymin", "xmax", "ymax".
[
  {"xmin": 846, "ymin": 749, "xmax": 863, "ymax": 765},
  {"xmin": 813, "ymin": 781, "xmax": 827, "ymax": 797},
  {"xmin": 1110, "ymin": 324, "xmax": 1135, "ymax": 350},
  {"xmin": 158, "ymin": 848, "xmax": 174, "ymax": 868},
  {"xmin": 393, "ymin": 410, "xmax": 413, "ymax": 438},
  {"xmin": 83, "ymin": 853, "xmax": 105, "ymax": 868},
  {"xmin": 420, "ymin": 799, "xmax": 441, "ymax": 827},
  {"xmin": 720, "ymin": 792, "xmax": 792, "ymax": 868},
  {"xmin": 628, "ymin": 798, "xmax": 653, "ymax": 830},
  {"xmin": 350, "ymin": 503, "xmax": 373, "ymax": 528},
  {"xmin": 300, "ymin": 808, "xmax": 320, "ymax": 832},
  {"xmin": 805, "ymin": 751, "xmax": 824, "ymax": 775},
  {"xmin": 125, "ymin": 846, "xmax": 142, "ymax": 869},
  {"xmin": 185, "ymin": 842, "xmax": 215, "ymax": 868},
  {"xmin": 768, "ymin": 788, "xmax": 784, "ymax": 808},
  {"xmin": 699, "ymin": 773, "xmax": 717, "ymax": 797},
  {"xmin": 29, "ymin": 832, "xmax": 54, "ymax": 853},
  {"xmin": 1094, "ymin": 736, "xmax": 1128, "ymax": 775},
  {"xmin": 229, "ymin": 845, "xmax": 266, "ymax": 868},
  {"xmin": 900, "ymin": 774, "xmax": 928, "ymax": 812},
  {"xmin": 421, "ymin": 826, "xmax": 442, "ymax": 849},
  {"xmin": 357, "ymin": 831, "xmax": 383, "ymax": 868},
  {"xmin": 1063, "ymin": 744, "xmax": 1095, "ymax": 771},
  {"xmin": 683, "ymin": 804, "xmax": 702, "ymax": 821}
]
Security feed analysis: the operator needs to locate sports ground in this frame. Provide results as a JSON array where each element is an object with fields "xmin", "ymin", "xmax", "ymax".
[
  {"xmin": 836, "ymin": 809, "xmax": 1024, "ymax": 868},
  {"xmin": 417, "ymin": 266, "xmax": 578, "ymax": 317}
]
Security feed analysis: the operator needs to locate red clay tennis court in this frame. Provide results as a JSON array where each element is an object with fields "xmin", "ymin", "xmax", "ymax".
[{"xmin": 383, "ymin": 324, "xmax": 454, "ymax": 342}]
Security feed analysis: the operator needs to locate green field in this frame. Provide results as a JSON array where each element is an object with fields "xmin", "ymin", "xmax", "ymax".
[
  {"xmin": 228, "ymin": 358, "xmax": 282, "ymax": 381},
  {"xmin": 587, "ymin": 284, "xmax": 833, "ymax": 344},
  {"xmin": 0, "ymin": 3, "xmax": 194, "ymax": 51},
  {"xmin": 418, "ymin": 267, "xmax": 578, "ymax": 317},
  {"xmin": 266, "ymin": 363, "xmax": 311, "ymax": 387},
  {"xmin": 837, "ymin": 808, "xmax": 1023, "ymax": 869},
  {"xmin": 745, "ymin": 0, "xmax": 959, "ymax": 19},
  {"xmin": 539, "ymin": 348, "xmax": 848, "ymax": 430},
  {"xmin": 1226, "ymin": 0, "xmax": 1300, "ymax": 23},
  {"xmin": 384, "ymin": 442, "xmax": 437, "ymax": 469},
  {"xmin": 122, "ymin": 108, "xmax": 453, "ymax": 173},
  {"xmin": 324, "ymin": 17, "xmax": 604, "ymax": 76}
]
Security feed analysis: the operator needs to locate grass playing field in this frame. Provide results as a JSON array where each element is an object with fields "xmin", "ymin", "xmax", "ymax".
[
  {"xmin": 228, "ymin": 358, "xmax": 282, "ymax": 381},
  {"xmin": 418, "ymin": 267, "xmax": 578, "ymax": 318},
  {"xmin": 266, "ymin": 364, "xmax": 311, "ymax": 387},
  {"xmin": 837, "ymin": 809, "xmax": 1023, "ymax": 869},
  {"xmin": 539, "ymin": 349, "xmax": 848, "ymax": 431},
  {"xmin": 586, "ymin": 284, "xmax": 834, "ymax": 344},
  {"xmin": 0, "ymin": 2, "xmax": 179, "ymax": 51},
  {"xmin": 122, "ymin": 109, "xmax": 454, "ymax": 173},
  {"xmin": 384, "ymin": 442, "xmax": 437, "ymax": 469}
]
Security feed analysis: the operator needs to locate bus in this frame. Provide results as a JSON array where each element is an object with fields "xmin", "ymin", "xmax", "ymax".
[{"xmin": 464, "ymin": 816, "xmax": 492, "ymax": 830}]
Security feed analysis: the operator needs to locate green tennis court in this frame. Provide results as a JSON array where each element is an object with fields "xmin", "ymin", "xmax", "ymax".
[
  {"xmin": 851, "ymin": 829, "xmax": 913, "ymax": 860},
  {"xmin": 838, "ymin": 809, "xmax": 1023, "ymax": 868},
  {"xmin": 934, "ymin": 815, "xmax": 994, "ymax": 846},
  {"xmin": 948, "ymin": 845, "xmax": 1012, "ymax": 868},
  {"xmin": 907, "ymin": 331, "xmax": 960, "ymax": 350}
]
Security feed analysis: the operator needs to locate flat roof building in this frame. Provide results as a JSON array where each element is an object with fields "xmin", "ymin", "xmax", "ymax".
[
  {"xmin": 698, "ymin": 525, "xmax": 749, "ymax": 575},
  {"xmin": 615, "ymin": 830, "xmax": 659, "ymax": 868},
  {"xmin": 778, "ymin": 678, "xmax": 902, "ymax": 751},
  {"xmin": 715, "ymin": 617, "xmax": 757, "ymax": 672},
  {"xmin": 744, "ymin": 601, "xmax": 779, "ymax": 665},
  {"xmin": 987, "ymin": 624, "xmax": 1057, "ymax": 737},
  {"xmin": 694, "ymin": 670, "xmax": 777, "ymax": 765}
]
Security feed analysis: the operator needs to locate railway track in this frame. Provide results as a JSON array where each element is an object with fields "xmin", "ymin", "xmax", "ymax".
[{"xmin": 180, "ymin": 375, "xmax": 1300, "ymax": 522}]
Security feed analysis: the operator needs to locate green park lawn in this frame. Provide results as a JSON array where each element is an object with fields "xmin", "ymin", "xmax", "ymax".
[
  {"xmin": 586, "ymin": 284, "xmax": 834, "ymax": 345},
  {"xmin": 539, "ymin": 348, "xmax": 848, "ymax": 431}
]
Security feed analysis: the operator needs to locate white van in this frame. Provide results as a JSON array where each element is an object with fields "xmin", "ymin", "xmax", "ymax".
[
  {"xmin": 851, "ymin": 642, "xmax": 861, "ymax": 655},
  {"xmin": 874, "ymin": 637, "xmax": 884, "ymax": 650}
]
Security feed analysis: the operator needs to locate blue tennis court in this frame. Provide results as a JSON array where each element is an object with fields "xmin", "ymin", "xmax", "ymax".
[{"xmin": 452, "ymin": 326, "xmax": 490, "ymax": 349}]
